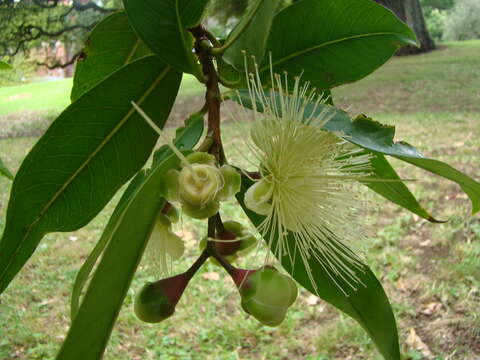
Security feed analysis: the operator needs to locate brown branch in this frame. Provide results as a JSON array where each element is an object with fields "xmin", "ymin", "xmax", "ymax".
[
  {"xmin": 189, "ymin": 25, "xmax": 225, "ymax": 164},
  {"xmin": 36, "ymin": 51, "xmax": 81, "ymax": 69}
]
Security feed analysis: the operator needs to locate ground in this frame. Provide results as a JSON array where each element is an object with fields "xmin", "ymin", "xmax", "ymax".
[{"xmin": 0, "ymin": 40, "xmax": 479, "ymax": 360}]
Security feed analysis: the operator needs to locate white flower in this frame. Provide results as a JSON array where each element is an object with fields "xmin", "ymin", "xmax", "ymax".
[{"xmin": 238, "ymin": 68, "xmax": 373, "ymax": 295}]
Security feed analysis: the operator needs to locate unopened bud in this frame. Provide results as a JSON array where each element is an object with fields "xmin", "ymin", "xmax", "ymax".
[
  {"xmin": 178, "ymin": 164, "xmax": 223, "ymax": 206},
  {"xmin": 237, "ymin": 267, "xmax": 298, "ymax": 327},
  {"xmin": 134, "ymin": 273, "xmax": 188, "ymax": 323},
  {"xmin": 244, "ymin": 179, "xmax": 273, "ymax": 215}
]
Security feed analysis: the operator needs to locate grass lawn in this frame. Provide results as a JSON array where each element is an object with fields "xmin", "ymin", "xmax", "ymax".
[
  {"xmin": 0, "ymin": 40, "xmax": 479, "ymax": 360},
  {"xmin": 0, "ymin": 74, "xmax": 203, "ymax": 117},
  {"xmin": 0, "ymin": 78, "xmax": 73, "ymax": 116}
]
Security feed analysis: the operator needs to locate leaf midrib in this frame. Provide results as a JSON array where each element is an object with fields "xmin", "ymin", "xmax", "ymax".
[
  {"xmin": 260, "ymin": 32, "xmax": 408, "ymax": 73},
  {"xmin": 0, "ymin": 65, "xmax": 171, "ymax": 283}
]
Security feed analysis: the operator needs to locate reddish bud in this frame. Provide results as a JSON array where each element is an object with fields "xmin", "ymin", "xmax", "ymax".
[{"xmin": 134, "ymin": 273, "xmax": 188, "ymax": 323}]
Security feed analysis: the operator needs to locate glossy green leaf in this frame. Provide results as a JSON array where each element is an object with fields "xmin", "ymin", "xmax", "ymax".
[
  {"xmin": 223, "ymin": 0, "xmax": 278, "ymax": 71},
  {"xmin": 217, "ymin": 57, "xmax": 244, "ymax": 88},
  {"xmin": 0, "ymin": 56, "xmax": 181, "ymax": 295},
  {"xmin": 235, "ymin": 90, "xmax": 480, "ymax": 217},
  {"xmin": 237, "ymin": 179, "xmax": 400, "ymax": 360},
  {"xmin": 260, "ymin": 0, "xmax": 417, "ymax": 89},
  {"xmin": 70, "ymin": 111, "xmax": 204, "ymax": 319},
  {"xmin": 330, "ymin": 114, "xmax": 480, "ymax": 215},
  {"xmin": 123, "ymin": 0, "xmax": 208, "ymax": 76},
  {"xmin": 71, "ymin": 11, "xmax": 152, "ymax": 101},
  {"xmin": 0, "ymin": 156, "xmax": 14, "ymax": 180},
  {"xmin": 0, "ymin": 61, "xmax": 13, "ymax": 70},
  {"xmin": 58, "ymin": 153, "xmax": 182, "ymax": 360},
  {"xmin": 365, "ymin": 153, "xmax": 442, "ymax": 222},
  {"xmin": 70, "ymin": 171, "xmax": 146, "ymax": 320}
]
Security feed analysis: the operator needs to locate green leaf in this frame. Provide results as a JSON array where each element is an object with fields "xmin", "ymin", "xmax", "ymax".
[
  {"xmin": 234, "ymin": 90, "xmax": 480, "ymax": 216},
  {"xmin": 123, "ymin": 0, "xmax": 209, "ymax": 76},
  {"xmin": 365, "ymin": 153, "xmax": 442, "ymax": 222},
  {"xmin": 261, "ymin": 0, "xmax": 417, "ymax": 89},
  {"xmin": 0, "ymin": 61, "xmax": 13, "ymax": 70},
  {"xmin": 0, "ymin": 56, "xmax": 181, "ymax": 295},
  {"xmin": 0, "ymin": 156, "xmax": 14, "ymax": 180},
  {"xmin": 70, "ymin": 111, "xmax": 204, "ymax": 319},
  {"xmin": 223, "ymin": 0, "xmax": 278, "ymax": 71},
  {"xmin": 57, "ymin": 153, "xmax": 182, "ymax": 360},
  {"xmin": 71, "ymin": 11, "xmax": 152, "ymax": 101},
  {"xmin": 70, "ymin": 171, "xmax": 146, "ymax": 320},
  {"xmin": 237, "ymin": 178, "xmax": 400, "ymax": 360}
]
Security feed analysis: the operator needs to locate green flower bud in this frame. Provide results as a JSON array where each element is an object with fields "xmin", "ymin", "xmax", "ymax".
[
  {"xmin": 186, "ymin": 152, "xmax": 217, "ymax": 166},
  {"xmin": 198, "ymin": 221, "xmax": 258, "ymax": 263},
  {"xmin": 182, "ymin": 200, "xmax": 219, "ymax": 219},
  {"xmin": 134, "ymin": 273, "xmax": 188, "ymax": 323},
  {"xmin": 244, "ymin": 179, "xmax": 273, "ymax": 215},
  {"xmin": 237, "ymin": 267, "xmax": 298, "ymax": 327},
  {"xmin": 178, "ymin": 164, "xmax": 223, "ymax": 207},
  {"xmin": 216, "ymin": 165, "xmax": 241, "ymax": 201}
]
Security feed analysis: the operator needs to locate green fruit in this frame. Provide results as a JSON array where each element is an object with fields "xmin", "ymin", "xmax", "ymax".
[
  {"xmin": 134, "ymin": 283, "xmax": 175, "ymax": 323},
  {"xmin": 238, "ymin": 267, "xmax": 298, "ymax": 327},
  {"xmin": 134, "ymin": 274, "xmax": 188, "ymax": 323}
]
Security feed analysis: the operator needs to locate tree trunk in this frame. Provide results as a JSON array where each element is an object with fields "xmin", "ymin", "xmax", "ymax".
[{"xmin": 374, "ymin": 0, "xmax": 435, "ymax": 55}]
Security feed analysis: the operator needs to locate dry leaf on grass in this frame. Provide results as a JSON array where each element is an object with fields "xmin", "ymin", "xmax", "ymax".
[{"xmin": 406, "ymin": 328, "xmax": 433, "ymax": 358}]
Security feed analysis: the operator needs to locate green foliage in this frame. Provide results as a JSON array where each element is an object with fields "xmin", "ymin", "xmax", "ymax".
[
  {"xmin": 222, "ymin": 0, "xmax": 278, "ymax": 71},
  {"xmin": 256, "ymin": 0, "xmax": 417, "ymax": 89},
  {"xmin": 58, "ymin": 153, "xmax": 183, "ymax": 360},
  {"xmin": 443, "ymin": 0, "xmax": 480, "ymax": 40},
  {"xmin": 1, "ymin": 1, "xmax": 479, "ymax": 360},
  {"xmin": 71, "ymin": 11, "xmax": 152, "ymax": 101},
  {"xmin": 122, "ymin": 0, "xmax": 208, "ymax": 77},
  {"xmin": 420, "ymin": 0, "xmax": 454, "ymax": 10},
  {"xmin": 0, "ymin": 57, "xmax": 181, "ymax": 295},
  {"xmin": 422, "ymin": 7, "xmax": 448, "ymax": 41},
  {"xmin": 0, "ymin": 61, "xmax": 12, "ymax": 70}
]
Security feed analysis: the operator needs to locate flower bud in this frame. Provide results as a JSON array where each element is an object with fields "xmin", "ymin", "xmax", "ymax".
[
  {"xmin": 178, "ymin": 164, "xmax": 223, "ymax": 207},
  {"xmin": 134, "ymin": 273, "xmax": 188, "ymax": 323},
  {"xmin": 198, "ymin": 221, "xmax": 258, "ymax": 265},
  {"xmin": 216, "ymin": 221, "xmax": 257, "ymax": 256},
  {"xmin": 216, "ymin": 165, "xmax": 241, "ymax": 201},
  {"xmin": 236, "ymin": 267, "xmax": 298, "ymax": 327},
  {"xmin": 186, "ymin": 152, "xmax": 216, "ymax": 166},
  {"xmin": 244, "ymin": 179, "xmax": 273, "ymax": 215},
  {"xmin": 182, "ymin": 200, "xmax": 219, "ymax": 219}
]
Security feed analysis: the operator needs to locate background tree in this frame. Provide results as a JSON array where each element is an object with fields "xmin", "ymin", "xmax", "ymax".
[
  {"xmin": 0, "ymin": 0, "xmax": 120, "ymax": 72},
  {"xmin": 374, "ymin": 0, "xmax": 436, "ymax": 54}
]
